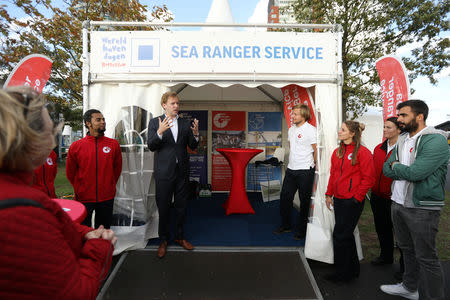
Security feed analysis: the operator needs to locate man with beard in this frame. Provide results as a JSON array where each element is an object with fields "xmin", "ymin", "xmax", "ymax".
[
  {"xmin": 381, "ymin": 100, "xmax": 449, "ymax": 300},
  {"xmin": 66, "ymin": 109, "xmax": 122, "ymax": 229}
]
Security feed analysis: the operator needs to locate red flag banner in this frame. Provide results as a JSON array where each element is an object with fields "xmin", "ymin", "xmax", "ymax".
[
  {"xmin": 3, "ymin": 54, "xmax": 53, "ymax": 93},
  {"xmin": 375, "ymin": 56, "xmax": 410, "ymax": 121},
  {"xmin": 281, "ymin": 84, "xmax": 316, "ymax": 128}
]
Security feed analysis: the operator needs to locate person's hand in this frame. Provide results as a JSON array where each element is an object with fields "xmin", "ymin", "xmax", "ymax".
[
  {"xmin": 191, "ymin": 118, "xmax": 199, "ymax": 136},
  {"xmin": 157, "ymin": 116, "xmax": 173, "ymax": 136},
  {"xmin": 84, "ymin": 225, "xmax": 117, "ymax": 245},
  {"xmin": 84, "ymin": 225, "xmax": 105, "ymax": 240},
  {"xmin": 101, "ymin": 229, "xmax": 117, "ymax": 246},
  {"xmin": 325, "ymin": 195, "xmax": 333, "ymax": 211}
]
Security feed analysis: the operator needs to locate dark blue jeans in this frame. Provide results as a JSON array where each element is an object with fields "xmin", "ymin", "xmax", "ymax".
[
  {"xmin": 279, "ymin": 167, "xmax": 315, "ymax": 236},
  {"xmin": 333, "ymin": 197, "xmax": 364, "ymax": 279},
  {"xmin": 391, "ymin": 202, "xmax": 444, "ymax": 300}
]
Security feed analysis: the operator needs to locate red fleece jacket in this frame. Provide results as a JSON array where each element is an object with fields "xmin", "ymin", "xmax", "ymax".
[
  {"xmin": 66, "ymin": 135, "xmax": 122, "ymax": 203},
  {"xmin": 326, "ymin": 143, "xmax": 375, "ymax": 202},
  {"xmin": 32, "ymin": 150, "xmax": 57, "ymax": 198},
  {"xmin": 0, "ymin": 172, "xmax": 114, "ymax": 300},
  {"xmin": 371, "ymin": 140, "xmax": 394, "ymax": 199}
]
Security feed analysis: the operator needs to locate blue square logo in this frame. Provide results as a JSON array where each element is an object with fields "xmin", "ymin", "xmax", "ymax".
[{"xmin": 138, "ymin": 45, "xmax": 153, "ymax": 60}]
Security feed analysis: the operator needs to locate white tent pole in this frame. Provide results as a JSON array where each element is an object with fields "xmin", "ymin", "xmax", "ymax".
[
  {"xmin": 82, "ymin": 20, "xmax": 90, "ymax": 137},
  {"xmin": 89, "ymin": 21, "xmax": 336, "ymax": 31},
  {"xmin": 336, "ymin": 24, "xmax": 344, "ymax": 125}
]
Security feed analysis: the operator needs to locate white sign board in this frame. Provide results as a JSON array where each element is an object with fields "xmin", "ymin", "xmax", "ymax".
[{"xmin": 90, "ymin": 31, "xmax": 337, "ymax": 76}]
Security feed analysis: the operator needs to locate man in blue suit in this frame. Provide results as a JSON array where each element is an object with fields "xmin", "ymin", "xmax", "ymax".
[{"xmin": 148, "ymin": 91, "xmax": 199, "ymax": 258}]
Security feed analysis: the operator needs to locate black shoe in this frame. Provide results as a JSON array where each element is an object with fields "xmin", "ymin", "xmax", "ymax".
[
  {"xmin": 371, "ymin": 256, "xmax": 393, "ymax": 266},
  {"xmin": 294, "ymin": 232, "xmax": 306, "ymax": 240},
  {"xmin": 273, "ymin": 226, "xmax": 292, "ymax": 234}
]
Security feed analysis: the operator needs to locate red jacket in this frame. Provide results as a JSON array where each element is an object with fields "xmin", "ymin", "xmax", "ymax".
[
  {"xmin": 326, "ymin": 143, "xmax": 375, "ymax": 202},
  {"xmin": 66, "ymin": 135, "xmax": 122, "ymax": 203},
  {"xmin": 32, "ymin": 150, "xmax": 57, "ymax": 198},
  {"xmin": 371, "ymin": 140, "xmax": 394, "ymax": 199},
  {"xmin": 0, "ymin": 171, "xmax": 114, "ymax": 300}
]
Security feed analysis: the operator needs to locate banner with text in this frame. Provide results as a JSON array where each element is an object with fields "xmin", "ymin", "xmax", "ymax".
[
  {"xmin": 375, "ymin": 56, "xmax": 410, "ymax": 120},
  {"xmin": 212, "ymin": 111, "xmax": 246, "ymax": 191},
  {"xmin": 3, "ymin": 54, "xmax": 53, "ymax": 93},
  {"xmin": 90, "ymin": 31, "xmax": 337, "ymax": 75},
  {"xmin": 180, "ymin": 110, "xmax": 208, "ymax": 184},
  {"xmin": 281, "ymin": 84, "xmax": 316, "ymax": 128}
]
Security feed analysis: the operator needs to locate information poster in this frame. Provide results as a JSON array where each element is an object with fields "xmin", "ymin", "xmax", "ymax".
[
  {"xmin": 247, "ymin": 112, "xmax": 282, "ymax": 191},
  {"xmin": 180, "ymin": 110, "xmax": 208, "ymax": 184},
  {"xmin": 211, "ymin": 111, "xmax": 246, "ymax": 191}
]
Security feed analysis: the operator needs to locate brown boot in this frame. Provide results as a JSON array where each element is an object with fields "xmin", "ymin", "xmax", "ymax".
[{"xmin": 174, "ymin": 239, "xmax": 194, "ymax": 250}]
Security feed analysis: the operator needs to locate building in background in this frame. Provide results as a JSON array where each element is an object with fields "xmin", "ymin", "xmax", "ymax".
[{"xmin": 267, "ymin": 0, "xmax": 296, "ymax": 24}]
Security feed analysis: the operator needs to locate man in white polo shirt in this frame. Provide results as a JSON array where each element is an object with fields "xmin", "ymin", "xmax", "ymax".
[
  {"xmin": 273, "ymin": 104, "xmax": 317, "ymax": 240},
  {"xmin": 381, "ymin": 100, "xmax": 449, "ymax": 300}
]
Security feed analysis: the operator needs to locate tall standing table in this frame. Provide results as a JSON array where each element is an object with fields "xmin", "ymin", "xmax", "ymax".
[{"xmin": 216, "ymin": 148, "xmax": 264, "ymax": 215}]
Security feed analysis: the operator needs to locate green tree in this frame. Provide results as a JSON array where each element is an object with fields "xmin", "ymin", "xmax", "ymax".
[
  {"xmin": 290, "ymin": 0, "xmax": 449, "ymax": 118},
  {"xmin": 0, "ymin": 0, "xmax": 172, "ymax": 125}
]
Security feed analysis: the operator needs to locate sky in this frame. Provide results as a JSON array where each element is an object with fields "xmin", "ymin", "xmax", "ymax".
[{"xmin": 4, "ymin": 0, "xmax": 449, "ymax": 125}]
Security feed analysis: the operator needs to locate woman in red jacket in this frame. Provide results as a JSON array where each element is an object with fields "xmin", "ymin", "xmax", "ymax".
[
  {"xmin": 325, "ymin": 120, "xmax": 375, "ymax": 283},
  {"xmin": 0, "ymin": 87, "xmax": 116, "ymax": 300},
  {"xmin": 370, "ymin": 117, "xmax": 401, "ymax": 266}
]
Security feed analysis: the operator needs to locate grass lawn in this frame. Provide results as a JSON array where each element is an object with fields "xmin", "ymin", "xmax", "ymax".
[
  {"xmin": 359, "ymin": 191, "xmax": 450, "ymax": 262},
  {"xmin": 54, "ymin": 159, "xmax": 449, "ymax": 262}
]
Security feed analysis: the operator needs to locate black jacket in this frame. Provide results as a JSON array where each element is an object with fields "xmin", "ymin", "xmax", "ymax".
[{"xmin": 147, "ymin": 115, "xmax": 199, "ymax": 180}]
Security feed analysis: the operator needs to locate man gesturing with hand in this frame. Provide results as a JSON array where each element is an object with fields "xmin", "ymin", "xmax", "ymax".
[{"xmin": 148, "ymin": 91, "xmax": 199, "ymax": 258}]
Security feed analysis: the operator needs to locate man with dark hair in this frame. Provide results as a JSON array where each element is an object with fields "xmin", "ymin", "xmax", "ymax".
[
  {"xmin": 381, "ymin": 100, "xmax": 449, "ymax": 300},
  {"xmin": 273, "ymin": 104, "xmax": 317, "ymax": 240},
  {"xmin": 66, "ymin": 109, "xmax": 122, "ymax": 229},
  {"xmin": 148, "ymin": 91, "xmax": 199, "ymax": 259}
]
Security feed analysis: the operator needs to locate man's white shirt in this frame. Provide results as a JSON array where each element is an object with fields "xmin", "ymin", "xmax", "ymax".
[
  {"xmin": 391, "ymin": 127, "xmax": 428, "ymax": 205},
  {"xmin": 287, "ymin": 122, "xmax": 316, "ymax": 170}
]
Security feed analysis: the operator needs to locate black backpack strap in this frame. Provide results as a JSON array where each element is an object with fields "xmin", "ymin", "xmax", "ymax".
[{"xmin": 0, "ymin": 198, "xmax": 44, "ymax": 210}]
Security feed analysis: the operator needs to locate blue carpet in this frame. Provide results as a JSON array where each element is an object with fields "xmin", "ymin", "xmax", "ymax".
[{"xmin": 148, "ymin": 192, "xmax": 304, "ymax": 247}]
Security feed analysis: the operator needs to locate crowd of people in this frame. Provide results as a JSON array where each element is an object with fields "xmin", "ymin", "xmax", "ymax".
[{"xmin": 0, "ymin": 85, "xmax": 448, "ymax": 300}]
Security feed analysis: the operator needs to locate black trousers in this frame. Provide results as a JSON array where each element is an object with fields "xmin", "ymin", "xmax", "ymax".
[
  {"xmin": 279, "ymin": 167, "xmax": 315, "ymax": 236},
  {"xmin": 369, "ymin": 193, "xmax": 394, "ymax": 261},
  {"xmin": 155, "ymin": 165, "xmax": 189, "ymax": 242},
  {"xmin": 333, "ymin": 197, "xmax": 364, "ymax": 279},
  {"xmin": 81, "ymin": 199, "xmax": 114, "ymax": 229}
]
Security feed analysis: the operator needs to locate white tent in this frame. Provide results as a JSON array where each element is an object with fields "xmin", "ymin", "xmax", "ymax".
[{"xmin": 82, "ymin": 21, "xmax": 344, "ymax": 256}]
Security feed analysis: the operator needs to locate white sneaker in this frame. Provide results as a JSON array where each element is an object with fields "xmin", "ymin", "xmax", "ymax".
[{"xmin": 380, "ymin": 282, "xmax": 419, "ymax": 300}]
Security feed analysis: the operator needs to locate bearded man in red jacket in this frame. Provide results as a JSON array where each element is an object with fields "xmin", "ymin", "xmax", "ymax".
[{"xmin": 66, "ymin": 109, "xmax": 122, "ymax": 229}]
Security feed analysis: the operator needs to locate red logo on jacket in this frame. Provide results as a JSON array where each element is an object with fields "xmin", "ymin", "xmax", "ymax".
[
  {"xmin": 409, "ymin": 147, "xmax": 413, "ymax": 153},
  {"xmin": 103, "ymin": 146, "xmax": 111, "ymax": 153},
  {"xmin": 298, "ymin": 133, "xmax": 302, "ymax": 139}
]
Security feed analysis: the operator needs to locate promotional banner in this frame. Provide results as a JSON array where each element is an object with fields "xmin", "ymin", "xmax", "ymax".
[
  {"xmin": 212, "ymin": 111, "xmax": 246, "ymax": 191},
  {"xmin": 179, "ymin": 110, "xmax": 208, "ymax": 184},
  {"xmin": 375, "ymin": 55, "xmax": 410, "ymax": 120},
  {"xmin": 281, "ymin": 84, "xmax": 316, "ymax": 128},
  {"xmin": 3, "ymin": 54, "xmax": 53, "ymax": 93},
  {"xmin": 247, "ymin": 112, "xmax": 282, "ymax": 191},
  {"xmin": 90, "ymin": 31, "xmax": 337, "ymax": 75}
]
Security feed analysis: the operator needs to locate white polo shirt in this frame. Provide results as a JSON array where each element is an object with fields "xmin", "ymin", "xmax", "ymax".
[
  {"xmin": 391, "ymin": 127, "xmax": 427, "ymax": 205},
  {"xmin": 287, "ymin": 122, "xmax": 317, "ymax": 170}
]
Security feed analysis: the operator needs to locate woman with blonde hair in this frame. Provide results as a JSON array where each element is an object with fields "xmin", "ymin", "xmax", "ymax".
[
  {"xmin": 325, "ymin": 120, "xmax": 376, "ymax": 283},
  {"xmin": 0, "ymin": 87, "xmax": 116, "ymax": 300}
]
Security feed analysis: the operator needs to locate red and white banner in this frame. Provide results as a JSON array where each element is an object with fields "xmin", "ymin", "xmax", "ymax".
[
  {"xmin": 375, "ymin": 55, "xmax": 410, "ymax": 121},
  {"xmin": 281, "ymin": 84, "xmax": 316, "ymax": 128},
  {"xmin": 3, "ymin": 54, "xmax": 53, "ymax": 93}
]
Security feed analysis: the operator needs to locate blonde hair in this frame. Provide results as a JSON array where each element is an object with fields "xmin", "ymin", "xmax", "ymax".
[
  {"xmin": 161, "ymin": 91, "xmax": 179, "ymax": 106},
  {"xmin": 293, "ymin": 104, "xmax": 311, "ymax": 121},
  {"xmin": 0, "ymin": 87, "xmax": 51, "ymax": 171},
  {"xmin": 336, "ymin": 120, "xmax": 365, "ymax": 166}
]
